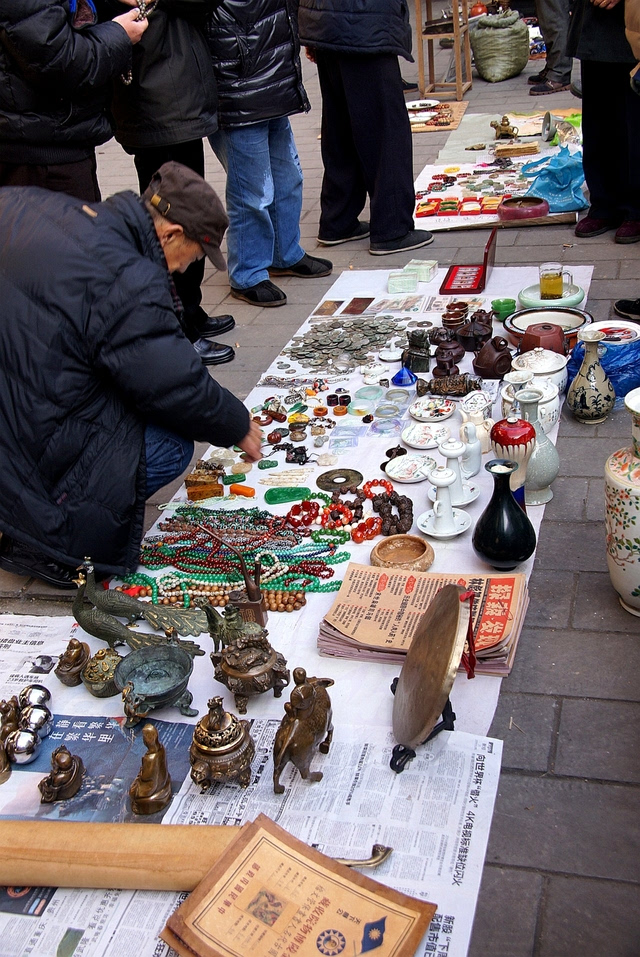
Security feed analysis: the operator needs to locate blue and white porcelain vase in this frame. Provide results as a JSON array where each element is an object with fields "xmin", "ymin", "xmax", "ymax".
[{"xmin": 566, "ymin": 328, "xmax": 615, "ymax": 424}]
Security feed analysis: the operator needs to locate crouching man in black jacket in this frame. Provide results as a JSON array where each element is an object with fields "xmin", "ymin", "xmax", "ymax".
[{"xmin": 0, "ymin": 162, "xmax": 261, "ymax": 589}]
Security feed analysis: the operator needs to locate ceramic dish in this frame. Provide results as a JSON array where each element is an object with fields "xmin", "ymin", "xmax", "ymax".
[
  {"xmin": 385, "ymin": 454, "xmax": 436, "ymax": 483},
  {"xmin": 503, "ymin": 307, "xmax": 592, "ymax": 349},
  {"xmin": 588, "ymin": 320, "xmax": 640, "ymax": 344},
  {"xmin": 370, "ymin": 534, "xmax": 435, "ymax": 572},
  {"xmin": 379, "ymin": 347, "xmax": 403, "ymax": 362},
  {"xmin": 518, "ymin": 283, "xmax": 586, "ymax": 310},
  {"xmin": 428, "ymin": 480, "xmax": 479, "ymax": 507},
  {"xmin": 459, "ymin": 390, "xmax": 493, "ymax": 417},
  {"xmin": 401, "ymin": 421, "xmax": 450, "ymax": 449},
  {"xmin": 409, "ymin": 396, "xmax": 456, "ymax": 422},
  {"xmin": 416, "ymin": 508, "xmax": 472, "ymax": 540}
]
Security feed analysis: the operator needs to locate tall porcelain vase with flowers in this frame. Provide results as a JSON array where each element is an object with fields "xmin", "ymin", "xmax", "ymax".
[{"xmin": 605, "ymin": 387, "xmax": 640, "ymax": 616}]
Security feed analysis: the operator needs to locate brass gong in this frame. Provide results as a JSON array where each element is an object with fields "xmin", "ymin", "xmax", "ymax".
[{"xmin": 392, "ymin": 584, "xmax": 470, "ymax": 749}]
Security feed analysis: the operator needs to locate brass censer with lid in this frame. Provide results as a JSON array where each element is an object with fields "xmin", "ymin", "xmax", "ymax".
[{"xmin": 189, "ymin": 697, "xmax": 255, "ymax": 789}]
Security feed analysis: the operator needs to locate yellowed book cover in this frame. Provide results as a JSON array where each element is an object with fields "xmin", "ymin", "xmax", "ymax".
[{"xmin": 162, "ymin": 814, "xmax": 436, "ymax": 957}]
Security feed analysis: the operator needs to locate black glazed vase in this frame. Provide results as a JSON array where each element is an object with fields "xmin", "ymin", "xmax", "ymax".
[{"xmin": 472, "ymin": 459, "xmax": 537, "ymax": 569}]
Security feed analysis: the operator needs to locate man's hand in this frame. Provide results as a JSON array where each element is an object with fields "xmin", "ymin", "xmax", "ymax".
[
  {"xmin": 590, "ymin": 0, "xmax": 621, "ymax": 9},
  {"xmin": 237, "ymin": 420, "xmax": 263, "ymax": 463},
  {"xmin": 113, "ymin": 9, "xmax": 149, "ymax": 42}
]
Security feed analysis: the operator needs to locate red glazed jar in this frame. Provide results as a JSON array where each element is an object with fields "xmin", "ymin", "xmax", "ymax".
[{"xmin": 490, "ymin": 414, "xmax": 536, "ymax": 502}]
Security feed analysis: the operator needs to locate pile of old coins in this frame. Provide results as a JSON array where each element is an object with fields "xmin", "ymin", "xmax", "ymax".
[{"xmin": 281, "ymin": 315, "xmax": 405, "ymax": 372}]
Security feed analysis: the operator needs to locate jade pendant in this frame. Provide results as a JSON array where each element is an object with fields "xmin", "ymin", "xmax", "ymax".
[{"xmin": 264, "ymin": 487, "xmax": 312, "ymax": 505}]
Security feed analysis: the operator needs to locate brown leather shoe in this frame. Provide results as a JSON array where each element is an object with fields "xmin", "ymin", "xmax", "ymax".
[{"xmin": 529, "ymin": 79, "xmax": 571, "ymax": 95}]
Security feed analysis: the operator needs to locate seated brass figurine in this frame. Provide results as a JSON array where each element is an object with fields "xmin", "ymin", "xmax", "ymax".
[
  {"xmin": 490, "ymin": 115, "xmax": 518, "ymax": 140},
  {"xmin": 38, "ymin": 745, "xmax": 84, "ymax": 802},
  {"xmin": 273, "ymin": 668, "xmax": 334, "ymax": 794},
  {"xmin": 0, "ymin": 740, "xmax": 10, "ymax": 780},
  {"xmin": 0, "ymin": 697, "xmax": 20, "ymax": 742},
  {"xmin": 54, "ymin": 637, "xmax": 91, "ymax": 686},
  {"xmin": 129, "ymin": 723, "xmax": 172, "ymax": 815},
  {"xmin": 190, "ymin": 697, "xmax": 255, "ymax": 789}
]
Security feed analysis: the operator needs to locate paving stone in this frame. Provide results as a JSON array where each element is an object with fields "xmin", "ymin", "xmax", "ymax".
[
  {"xmin": 540, "ymin": 476, "xmax": 588, "ymax": 522},
  {"xmin": 557, "ymin": 404, "xmax": 598, "ymax": 437},
  {"xmin": 507, "ymin": 627, "xmax": 640, "ymax": 700},
  {"xmin": 525, "ymin": 567, "xmax": 574, "ymax": 629},
  {"xmin": 534, "ymin": 521, "xmax": 608, "ymax": 572},
  {"xmin": 571, "ymin": 571, "xmax": 637, "ymax": 633},
  {"xmin": 585, "ymin": 477, "xmax": 605, "ymax": 522},
  {"xmin": 468, "ymin": 867, "xmax": 542, "ymax": 957},
  {"xmin": 0, "ymin": 567, "xmax": 29, "ymax": 598},
  {"xmin": 539, "ymin": 875, "xmax": 640, "ymax": 957},
  {"xmin": 594, "ymin": 407, "xmax": 632, "ymax": 440},
  {"xmin": 556, "ymin": 698, "xmax": 640, "ymax": 783},
  {"xmin": 487, "ymin": 775, "xmax": 639, "ymax": 881},
  {"xmin": 553, "ymin": 437, "xmax": 624, "ymax": 477},
  {"xmin": 488, "ymin": 692, "xmax": 558, "ymax": 772}
]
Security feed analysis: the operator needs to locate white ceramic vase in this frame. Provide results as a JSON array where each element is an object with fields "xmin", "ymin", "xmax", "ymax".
[
  {"xmin": 604, "ymin": 387, "xmax": 640, "ymax": 616},
  {"xmin": 515, "ymin": 388, "xmax": 560, "ymax": 505}
]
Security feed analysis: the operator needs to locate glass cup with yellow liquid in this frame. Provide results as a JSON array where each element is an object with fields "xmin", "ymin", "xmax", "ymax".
[{"xmin": 539, "ymin": 262, "xmax": 573, "ymax": 300}]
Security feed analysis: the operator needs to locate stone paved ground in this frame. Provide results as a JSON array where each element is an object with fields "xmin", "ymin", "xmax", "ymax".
[{"xmin": 1, "ymin": 8, "xmax": 638, "ymax": 955}]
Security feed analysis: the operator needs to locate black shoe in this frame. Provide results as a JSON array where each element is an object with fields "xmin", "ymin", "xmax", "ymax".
[
  {"xmin": 569, "ymin": 80, "xmax": 582, "ymax": 99},
  {"xmin": 192, "ymin": 337, "xmax": 235, "ymax": 365},
  {"xmin": 317, "ymin": 221, "xmax": 370, "ymax": 246},
  {"xmin": 231, "ymin": 280, "xmax": 287, "ymax": 306},
  {"xmin": 402, "ymin": 78, "xmax": 419, "ymax": 92},
  {"xmin": 183, "ymin": 306, "xmax": 235, "ymax": 339},
  {"xmin": 0, "ymin": 536, "xmax": 77, "ymax": 589},
  {"xmin": 369, "ymin": 229, "xmax": 434, "ymax": 256},
  {"xmin": 614, "ymin": 298, "xmax": 640, "ymax": 321},
  {"xmin": 528, "ymin": 67, "xmax": 548, "ymax": 85},
  {"xmin": 269, "ymin": 253, "xmax": 333, "ymax": 278}
]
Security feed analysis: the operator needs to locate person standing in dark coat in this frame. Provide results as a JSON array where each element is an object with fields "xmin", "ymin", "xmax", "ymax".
[
  {"xmin": 0, "ymin": 163, "xmax": 260, "ymax": 588},
  {"xmin": 298, "ymin": 0, "xmax": 433, "ymax": 255},
  {"xmin": 206, "ymin": 0, "xmax": 332, "ymax": 307},
  {"xmin": 103, "ymin": 0, "xmax": 236, "ymax": 364},
  {"xmin": 568, "ymin": 0, "xmax": 640, "ymax": 242},
  {"xmin": 0, "ymin": 0, "xmax": 147, "ymax": 201}
]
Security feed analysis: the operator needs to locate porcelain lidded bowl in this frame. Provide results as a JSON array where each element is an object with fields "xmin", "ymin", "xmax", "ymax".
[
  {"xmin": 511, "ymin": 347, "xmax": 569, "ymax": 393},
  {"xmin": 501, "ymin": 376, "xmax": 560, "ymax": 434}
]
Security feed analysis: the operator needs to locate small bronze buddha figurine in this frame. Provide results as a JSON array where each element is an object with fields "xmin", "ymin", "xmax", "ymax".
[
  {"xmin": 0, "ymin": 697, "xmax": 20, "ymax": 742},
  {"xmin": 129, "ymin": 723, "xmax": 172, "ymax": 815},
  {"xmin": 38, "ymin": 746, "xmax": 84, "ymax": 802},
  {"xmin": 54, "ymin": 637, "xmax": 91, "ymax": 687}
]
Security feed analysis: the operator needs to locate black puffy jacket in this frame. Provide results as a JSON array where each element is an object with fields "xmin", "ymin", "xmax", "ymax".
[
  {"xmin": 206, "ymin": 0, "xmax": 309, "ymax": 128},
  {"xmin": 104, "ymin": 0, "xmax": 220, "ymax": 151},
  {"xmin": 0, "ymin": 0, "xmax": 131, "ymax": 164},
  {"xmin": 297, "ymin": 0, "xmax": 412, "ymax": 59},
  {"xmin": 0, "ymin": 187, "xmax": 249, "ymax": 574}
]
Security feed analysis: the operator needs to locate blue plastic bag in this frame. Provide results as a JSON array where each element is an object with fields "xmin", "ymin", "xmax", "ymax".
[{"xmin": 521, "ymin": 147, "xmax": 588, "ymax": 212}]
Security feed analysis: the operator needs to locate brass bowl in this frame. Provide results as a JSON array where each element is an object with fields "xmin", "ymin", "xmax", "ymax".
[{"xmin": 370, "ymin": 534, "xmax": 435, "ymax": 572}]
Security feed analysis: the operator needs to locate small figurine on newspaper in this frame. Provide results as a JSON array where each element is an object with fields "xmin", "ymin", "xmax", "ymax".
[{"xmin": 273, "ymin": 668, "xmax": 334, "ymax": 794}]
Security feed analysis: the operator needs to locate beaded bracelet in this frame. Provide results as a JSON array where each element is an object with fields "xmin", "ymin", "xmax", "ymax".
[
  {"xmin": 363, "ymin": 478, "xmax": 394, "ymax": 499},
  {"xmin": 310, "ymin": 528, "xmax": 350, "ymax": 545}
]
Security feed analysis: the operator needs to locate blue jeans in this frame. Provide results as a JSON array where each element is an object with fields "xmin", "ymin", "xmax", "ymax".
[
  {"xmin": 144, "ymin": 425, "xmax": 193, "ymax": 499},
  {"xmin": 209, "ymin": 117, "xmax": 304, "ymax": 290}
]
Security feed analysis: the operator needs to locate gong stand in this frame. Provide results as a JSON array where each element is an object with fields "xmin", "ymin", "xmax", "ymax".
[{"xmin": 389, "ymin": 588, "xmax": 476, "ymax": 774}]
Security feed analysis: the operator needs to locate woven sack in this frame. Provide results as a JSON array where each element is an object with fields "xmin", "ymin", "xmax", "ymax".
[{"xmin": 470, "ymin": 10, "xmax": 530, "ymax": 82}]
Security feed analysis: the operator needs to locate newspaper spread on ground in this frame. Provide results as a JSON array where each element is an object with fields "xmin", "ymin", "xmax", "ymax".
[
  {"xmin": 165, "ymin": 720, "xmax": 502, "ymax": 957},
  {"xmin": 0, "ymin": 715, "xmax": 500, "ymax": 957}
]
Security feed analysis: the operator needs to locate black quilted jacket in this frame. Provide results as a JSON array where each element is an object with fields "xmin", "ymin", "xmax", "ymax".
[
  {"xmin": 0, "ymin": 187, "xmax": 249, "ymax": 574},
  {"xmin": 0, "ymin": 0, "xmax": 131, "ymax": 163},
  {"xmin": 297, "ymin": 0, "xmax": 412, "ymax": 59},
  {"xmin": 206, "ymin": 0, "xmax": 309, "ymax": 128}
]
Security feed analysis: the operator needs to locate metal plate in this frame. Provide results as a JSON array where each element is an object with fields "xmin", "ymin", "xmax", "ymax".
[{"xmin": 392, "ymin": 584, "xmax": 470, "ymax": 748}]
